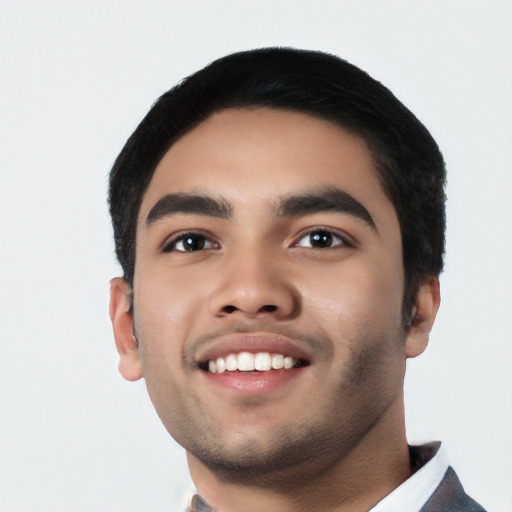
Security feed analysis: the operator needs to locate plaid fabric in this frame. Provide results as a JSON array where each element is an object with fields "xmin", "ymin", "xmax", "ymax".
[
  {"xmin": 420, "ymin": 467, "xmax": 486, "ymax": 512},
  {"xmin": 187, "ymin": 493, "xmax": 216, "ymax": 512}
]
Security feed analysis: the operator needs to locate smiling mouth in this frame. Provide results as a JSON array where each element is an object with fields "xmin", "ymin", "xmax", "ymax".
[{"xmin": 199, "ymin": 352, "xmax": 309, "ymax": 373}]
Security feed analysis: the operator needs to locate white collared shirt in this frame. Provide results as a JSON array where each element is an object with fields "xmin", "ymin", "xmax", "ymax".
[{"xmin": 369, "ymin": 442, "xmax": 449, "ymax": 512}]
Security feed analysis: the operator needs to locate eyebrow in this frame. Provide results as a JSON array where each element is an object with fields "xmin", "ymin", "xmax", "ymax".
[
  {"xmin": 145, "ymin": 186, "xmax": 376, "ymax": 231},
  {"xmin": 146, "ymin": 193, "xmax": 233, "ymax": 225},
  {"xmin": 276, "ymin": 186, "xmax": 376, "ymax": 230}
]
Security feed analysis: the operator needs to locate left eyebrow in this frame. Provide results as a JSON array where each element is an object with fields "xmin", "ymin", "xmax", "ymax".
[{"xmin": 276, "ymin": 186, "xmax": 376, "ymax": 231}]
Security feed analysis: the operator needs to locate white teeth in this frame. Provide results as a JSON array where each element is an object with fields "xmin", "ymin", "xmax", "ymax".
[
  {"xmin": 216, "ymin": 357, "xmax": 226, "ymax": 373},
  {"xmin": 205, "ymin": 352, "xmax": 300, "ymax": 373},
  {"xmin": 226, "ymin": 353, "xmax": 238, "ymax": 371},
  {"xmin": 238, "ymin": 352, "xmax": 255, "ymax": 371},
  {"xmin": 255, "ymin": 352, "xmax": 271, "ymax": 371},
  {"xmin": 271, "ymin": 354, "xmax": 284, "ymax": 369}
]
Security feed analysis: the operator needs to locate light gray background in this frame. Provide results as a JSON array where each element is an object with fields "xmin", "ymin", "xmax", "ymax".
[{"xmin": 1, "ymin": 1, "xmax": 511, "ymax": 511}]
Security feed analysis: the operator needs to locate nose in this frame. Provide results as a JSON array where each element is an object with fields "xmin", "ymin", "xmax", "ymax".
[{"xmin": 208, "ymin": 251, "xmax": 300, "ymax": 320}]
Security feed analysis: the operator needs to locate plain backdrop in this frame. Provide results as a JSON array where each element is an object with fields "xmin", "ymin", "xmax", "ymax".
[{"xmin": 1, "ymin": 1, "xmax": 511, "ymax": 511}]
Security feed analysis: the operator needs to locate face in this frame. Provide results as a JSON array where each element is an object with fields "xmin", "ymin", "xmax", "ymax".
[{"xmin": 122, "ymin": 108, "xmax": 414, "ymax": 480}]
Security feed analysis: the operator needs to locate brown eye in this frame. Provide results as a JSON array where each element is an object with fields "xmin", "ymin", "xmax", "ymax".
[
  {"xmin": 296, "ymin": 230, "xmax": 345, "ymax": 248},
  {"xmin": 165, "ymin": 233, "xmax": 217, "ymax": 252}
]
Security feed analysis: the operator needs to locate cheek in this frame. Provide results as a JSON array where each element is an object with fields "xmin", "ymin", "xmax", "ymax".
[
  {"xmin": 302, "ymin": 254, "xmax": 404, "ymax": 338},
  {"xmin": 130, "ymin": 271, "xmax": 203, "ymax": 399},
  {"xmin": 132, "ymin": 272, "xmax": 200, "ymax": 425},
  {"xmin": 133, "ymin": 268, "xmax": 200, "ymax": 338}
]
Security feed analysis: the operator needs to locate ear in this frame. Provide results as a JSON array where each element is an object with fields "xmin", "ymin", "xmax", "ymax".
[
  {"xmin": 405, "ymin": 276, "xmax": 441, "ymax": 358},
  {"xmin": 109, "ymin": 277, "xmax": 143, "ymax": 381}
]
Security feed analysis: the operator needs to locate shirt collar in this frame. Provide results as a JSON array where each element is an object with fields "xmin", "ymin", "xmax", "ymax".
[{"xmin": 369, "ymin": 441, "xmax": 449, "ymax": 512}]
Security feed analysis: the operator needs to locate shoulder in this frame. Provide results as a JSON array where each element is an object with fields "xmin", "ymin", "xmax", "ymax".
[{"xmin": 420, "ymin": 466, "xmax": 486, "ymax": 512}]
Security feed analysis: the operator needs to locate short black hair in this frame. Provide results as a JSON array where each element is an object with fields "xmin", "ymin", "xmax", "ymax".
[{"xmin": 109, "ymin": 47, "xmax": 446, "ymax": 322}]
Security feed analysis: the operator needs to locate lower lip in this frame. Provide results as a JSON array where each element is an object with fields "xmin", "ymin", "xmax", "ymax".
[{"xmin": 201, "ymin": 367, "xmax": 306, "ymax": 395}]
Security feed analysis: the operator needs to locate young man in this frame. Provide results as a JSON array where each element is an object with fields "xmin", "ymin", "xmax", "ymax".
[{"xmin": 108, "ymin": 48, "xmax": 485, "ymax": 512}]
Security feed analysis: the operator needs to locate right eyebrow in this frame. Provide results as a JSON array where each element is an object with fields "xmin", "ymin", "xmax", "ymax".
[{"xmin": 145, "ymin": 193, "xmax": 233, "ymax": 226}]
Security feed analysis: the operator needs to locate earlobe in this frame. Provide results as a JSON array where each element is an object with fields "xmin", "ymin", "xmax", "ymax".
[
  {"xmin": 405, "ymin": 276, "xmax": 441, "ymax": 358},
  {"xmin": 109, "ymin": 277, "xmax": 143, "ymax": 381}
]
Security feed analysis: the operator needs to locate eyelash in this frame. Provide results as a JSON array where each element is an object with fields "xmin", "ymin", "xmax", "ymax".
[
  {"xmin": 162, "ymin": 227, "xmax": 352, "ymax": 253},
  {"xmin": 293, "ymin": 228, "xmax": 353, "ymax": 249},
  {"xmin": 163, "ymin": 231, "xmax": 219, "ymax": 253}
]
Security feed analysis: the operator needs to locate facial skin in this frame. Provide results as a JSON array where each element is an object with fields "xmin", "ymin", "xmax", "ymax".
[{"xmin": 110, "ymin": 108, "xmax": 440, "ymax": 512}]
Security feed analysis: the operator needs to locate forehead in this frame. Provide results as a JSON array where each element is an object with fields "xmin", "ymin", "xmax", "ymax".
[{"xmin": 139, "ymin": 108, "xmax": 393, "ymax": 222}]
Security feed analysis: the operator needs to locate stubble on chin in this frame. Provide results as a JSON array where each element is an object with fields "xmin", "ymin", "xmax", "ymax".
[{"xmin": 180, "ymin": 330, "xmax": 406, "ymax": 491}]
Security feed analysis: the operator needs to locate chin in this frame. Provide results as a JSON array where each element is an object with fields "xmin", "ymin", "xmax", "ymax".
[{"xmin": 183, "ymin": 420, "xmax": 358, "ymax": 487}]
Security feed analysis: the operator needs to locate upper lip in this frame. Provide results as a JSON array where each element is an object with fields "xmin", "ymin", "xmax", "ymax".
[{"xmin": 194, "ymin": 332, "xmax": 314, "ymax": 365}]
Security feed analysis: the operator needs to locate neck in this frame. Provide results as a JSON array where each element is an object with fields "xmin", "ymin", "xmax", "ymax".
[{"xmin": 187, "ymin": 398, "xmax": 412, "ymax": 512}]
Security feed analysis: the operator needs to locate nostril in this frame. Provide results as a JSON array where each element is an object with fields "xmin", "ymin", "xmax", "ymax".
[{"xmin": 220, "ymin": 304, "xmax": 278, "ymax": 315}]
